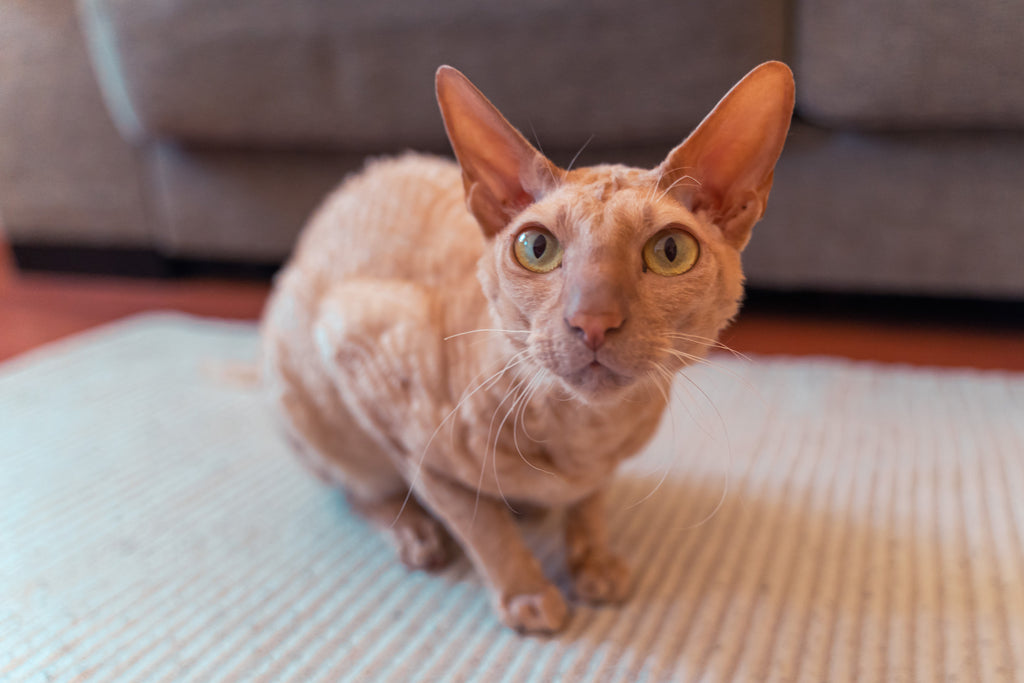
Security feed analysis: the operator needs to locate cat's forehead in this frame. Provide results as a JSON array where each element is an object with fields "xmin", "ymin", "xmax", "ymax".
[
  {"xmin": 551, "ymin": 164, "xmax": 697, "ymax": 234},
  {"xmin": 564, "ymin": 164, "xmax": 649, "ymax": 199}
]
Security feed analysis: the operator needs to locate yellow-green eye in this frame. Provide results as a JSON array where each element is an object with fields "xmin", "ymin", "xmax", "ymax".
[
  {"xmin": 642, "ymin": 228, "xmax": 699, "ymax": 276},
  {"xmin": 514, "ymin": 226, "xmax": 563, "ymax": 273}
]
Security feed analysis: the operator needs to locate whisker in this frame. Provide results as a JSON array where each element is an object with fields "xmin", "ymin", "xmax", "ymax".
[
  {"xmin": 656, "ymin": 173, "xmax": 702, "ymax": 204},
  {"xmin": 646, "ymin": 353, "xmax": 717, "ymax": 440},
  {"xmin": 485, "ymin": 366, "xmax": 558, "ymax": 517},
  {"xmin": 674, "ymin": 364, "xmax": 731, "ymax": 436},
  {"xmin": 528, "ymin": 119, "xmax": 545, "ymax": 155},
  {"xmin": 466, "ymin": 353, "xmax": 532, "ymax": 495},
  {"xmin": 450, "ymin": 349, "xmax": 532, "ymax": 450},
  {"xmin": 528, "ymin": 120, "xmax": 560, "ymax": 188},
  {"xmin": 443, "ymin": 328, "xmax": 530, "ymax": 341},
  {"xmin": 647, "ymin": 164, "xmax": 700, "ymax": 204},
  {"xmin": 566, "ymin": 133, "xmax": 595, "ymax": 172},
  {"xmin": 516, "ymin": 370, "xmax": 548, "ymax": 444},
  {"xmin": 635, "ymin": 362, "xmax": 734, "ymax": 530},
  {"xmin": 510, "ymin": 370, "xmax": 555, "ymax": 473},
  {"xmin": 669, "ymin": 369, "xmax": 719, "ymax": 441},
  {"xmin": 625, "ymin": 365, "xmax": 676, "ymax": 508},
  {"xmin": 679, "ymin": 473, "xmax": 730, "ymax": 532},
  {"xmin": 626, "ymin": 459, "xmax": 673, "ymax": 510},
  {"xmin": 664, "ymin": 332, "xmax": 753, "ymax": 363},
  {"xmin": 660, "ymin": 345, "xmax": 764, "ymax": 407},
  {"xmin": 484, "ymin": 373, "xmax": 528, "ymax": 514},
  {"xmin": 645, "ymin": 168, "xmax": 662, "ymax": 205},
  {"xmin": 646, "ymin": 163, "xmax": 682, "ymax": 204},
  {"xmin": 674, "ymin": 369, "xmax": 733, "ymax": 530},
  {"xmin": 395, "ymin": 348, "xmax": 530, "ymax": 527},
  {"xmin": 647, "ymin": 363, "xmax": 674, "ymax": 404},
  {"xmin": 512, "ymin": 369, "xmax": 536, "ymax": 439}
]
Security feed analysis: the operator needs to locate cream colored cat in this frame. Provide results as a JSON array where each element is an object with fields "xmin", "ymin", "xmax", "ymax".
[{"xmin": 260, "ymin": 63, "xmax": 794, "ymax": 633}]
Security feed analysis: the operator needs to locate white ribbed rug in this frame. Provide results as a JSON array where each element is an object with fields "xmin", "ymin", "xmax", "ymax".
[{"xmin": 2, "ymin": 314, "xmax": 1022, "ymax": 682}]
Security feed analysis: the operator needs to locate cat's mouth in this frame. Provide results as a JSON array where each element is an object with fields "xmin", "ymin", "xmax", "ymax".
[
  {"xmin": 563, "ymin": 357, "xmax": 633, "ymax": 396},
  {"xmin": 529, "ymin": 335, "xmax": 635, "ymax": 397}
]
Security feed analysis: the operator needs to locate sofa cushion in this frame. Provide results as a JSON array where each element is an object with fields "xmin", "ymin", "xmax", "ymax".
[
  {"xmin": 0, "ymin": 0, "xmax": 149, "ymax": 248},
  {"xmin": 78, "ymin": 0, "xmax": 786, "ymax": 151},
  {"xmin": 745, "ymin": 126, "xmax": 1024, "ymax": 298},
  {"xmin": 148, "ymin": 145, "xmax": 362, "ymax": 261},
  {"xmin": 795, "ymin": 0, "xmax": 1024, "ymax": 131}
]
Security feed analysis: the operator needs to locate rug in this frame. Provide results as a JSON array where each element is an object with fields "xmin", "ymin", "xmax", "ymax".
[{"xmin": 1, "ymin": 313, "xmax": 1022, "ymax": 682}]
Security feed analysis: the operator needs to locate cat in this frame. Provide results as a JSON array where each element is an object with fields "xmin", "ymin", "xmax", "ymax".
[{"xmin": 260, "ymin": 62, "xmax": 794, "ymax": 633}]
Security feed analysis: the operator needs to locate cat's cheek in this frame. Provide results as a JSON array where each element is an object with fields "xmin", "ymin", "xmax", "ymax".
[
  {"xmin": 500, "ymin": 267, "xmax": 566, "ymax": 328},
  {"xmin": 475, "ymin": 258, "xmax": 501, "ymax": 304},
  {"xmin": 477, "ymin": 266, "xmax": 527, "ymax": 331}
]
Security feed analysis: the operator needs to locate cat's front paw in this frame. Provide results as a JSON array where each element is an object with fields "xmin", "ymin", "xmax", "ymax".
[
  {"xmin": 570, "ymin": 552, "xmax": 631, "ymax": 604},
  {"xmin": 498, "ymin": 584, "xmax": 568, "ymax": 634},
  {"xmin": 395, "ymin": 514, "xmax": 452, "ymax": 572}
]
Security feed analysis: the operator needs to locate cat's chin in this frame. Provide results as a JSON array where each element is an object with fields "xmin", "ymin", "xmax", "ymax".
[{"xmin": 561, "ymin": 361, "xmax": 636, "ymax": 401}]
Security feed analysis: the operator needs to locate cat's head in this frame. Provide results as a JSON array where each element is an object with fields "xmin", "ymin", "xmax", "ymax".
[{"xmin": 437, "ymin": 64, "xmax": 794, "ymax": 403}]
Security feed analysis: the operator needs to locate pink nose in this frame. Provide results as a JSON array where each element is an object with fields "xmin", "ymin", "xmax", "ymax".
[{"xmin": 566, "ymin": 311, "xmax": 624, "ymax": 351}]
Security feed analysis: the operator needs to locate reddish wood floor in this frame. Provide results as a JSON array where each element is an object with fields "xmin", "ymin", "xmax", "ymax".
[{"xmin": 1, "ymin": 240, "xmax": 1021, "ymax": 370}]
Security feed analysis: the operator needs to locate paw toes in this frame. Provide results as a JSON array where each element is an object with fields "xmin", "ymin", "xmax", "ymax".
[
  {"xmin": 500, "ymin": 585, "xmax": 568, "ymax": 633},
  {"xmin": 571, "ymin": 553, "xmax": 631, "ymax": 604},
  {"xmin": 396, "ymin": 519, "xmax": 452, "ymax": 572}
]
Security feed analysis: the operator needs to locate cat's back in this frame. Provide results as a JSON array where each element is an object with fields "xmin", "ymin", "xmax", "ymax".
[
  {"xmin": 287, "ymin": 152, "xmax": 481, "ymax": 286},
  {"xmin": 261, "ymin": 152, "xmax": 487, "ymax": 414},
  {"xmin": 260, "ymin": 152, "xmax": 487, "ymax": 463}
]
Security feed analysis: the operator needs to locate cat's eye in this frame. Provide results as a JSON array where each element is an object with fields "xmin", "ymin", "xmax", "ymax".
[
  {"xmin": 514, "ymin": 226, "xmax": 563, "ymax": 273},
  {"xmin": 642, "ymin": 228, "xmax": 699, "ymax": 276}
]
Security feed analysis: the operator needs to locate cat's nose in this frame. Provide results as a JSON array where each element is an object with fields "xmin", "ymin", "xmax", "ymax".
[{"xmin": 566, "ymin": 311, "xmax": 624, "ymax": 351}]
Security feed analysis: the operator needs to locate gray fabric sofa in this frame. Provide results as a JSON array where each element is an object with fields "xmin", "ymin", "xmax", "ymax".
[{"xmin": 2, "ymin": 0, "xmax": 1022, "ymax": 298}]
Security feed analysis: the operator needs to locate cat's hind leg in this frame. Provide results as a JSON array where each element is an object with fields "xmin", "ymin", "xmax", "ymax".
[
  {"xmin": 271, "ymin": 382, "xmax": 454, "ymax": 570},
  {"xmin": 312, "ymin": 279, "xmax": 460, "ymax": 572},
  {"xmin": 347, "ymin": 492, "xmax": 453, "ymax": 571},
  {"xmin": 312, "ymin": 278, "xmax": 450, "ymax": 453},
  {"xmin": 265, "ymin": 275, "xmax": 456, "ymax": 571}
]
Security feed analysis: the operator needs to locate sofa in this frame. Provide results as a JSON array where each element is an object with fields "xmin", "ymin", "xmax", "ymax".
[{"xmin": 2, "ymin": 0, "xmax": 1022, "ymax": 298}]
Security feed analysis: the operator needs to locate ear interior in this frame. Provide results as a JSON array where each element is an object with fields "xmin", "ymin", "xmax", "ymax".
[
  {"xmin": 436, "ymin": 66, "xmax": 563, "ymax": 236},
  {"xmin": 659, "ymin": 61, "xmax": 795, "ymax": 250}
]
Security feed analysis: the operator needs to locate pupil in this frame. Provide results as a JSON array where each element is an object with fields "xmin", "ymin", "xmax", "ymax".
[
  {"xmin": 532, "ymin": 233, "xmax": 547, "ymax": 259},
  {"xmin": 664, "ymin": 236, "xmax": 677, "ymax": 262}
]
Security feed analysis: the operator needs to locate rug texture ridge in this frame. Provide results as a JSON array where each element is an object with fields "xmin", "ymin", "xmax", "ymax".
[{"xmin": 1, "ymin": 313, "xmax": 1022, "ymax": 681}]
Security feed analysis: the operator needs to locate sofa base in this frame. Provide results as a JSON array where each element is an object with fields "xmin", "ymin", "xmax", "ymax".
[{"xmin": 10, "ymin": 244, "xmax": 279, "ymax": 280}]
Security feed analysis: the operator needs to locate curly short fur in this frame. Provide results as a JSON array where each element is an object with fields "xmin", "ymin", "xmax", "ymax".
[{"xmin": 261, "ymin": 63, "xmax": 794, "ymax": 632}]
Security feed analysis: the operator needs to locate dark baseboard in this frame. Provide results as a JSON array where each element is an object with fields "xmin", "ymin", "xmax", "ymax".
[
  {"xmin": 161, "ymin": 258, "xmax": 281, "ymax": 280},
  {"xmin": 12, "ymin": 245, "xmax": 171, "ymax": 277},
  {"xmin": 742, "ymin": 287, "xmax": 1024, "ymax": 331},
  {"xmin": 11, "ymin": 244, "xmax": 280, "ymax": 280}
]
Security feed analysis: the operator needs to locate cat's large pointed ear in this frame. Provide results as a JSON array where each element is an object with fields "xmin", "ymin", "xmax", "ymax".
[
  {"xmin": 436, "ymin": 66, "xmax": 564, "ymax": 237},
  {"xmin": 658, "ymin": 61, "xmax": 795, "ymax": 250}
]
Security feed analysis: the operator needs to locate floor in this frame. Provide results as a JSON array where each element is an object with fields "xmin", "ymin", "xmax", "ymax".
[{"xmin": 1, "ymin": 240, "xmax": 1021, "ymax": 370}]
